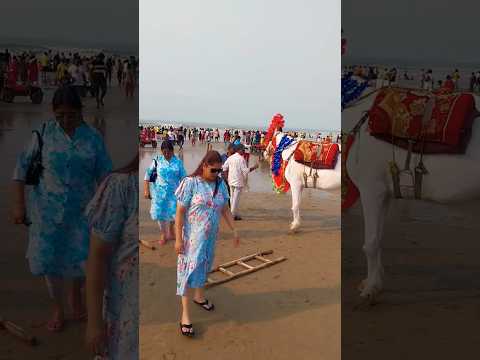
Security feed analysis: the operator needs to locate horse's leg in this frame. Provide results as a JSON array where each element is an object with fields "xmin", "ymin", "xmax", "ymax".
[
  {"xmin": 358, "ymin": 185, "xmax": 389, "ymax": 301},
  {"xmin": 290, "ymin": 178, "xmax": 302, "ymax": 231}
]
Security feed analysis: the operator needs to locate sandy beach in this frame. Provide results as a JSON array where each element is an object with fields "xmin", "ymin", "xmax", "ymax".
[
  {"xmin": 342, "ymin": 198, "xmax": 480, "ymax": 359},
  {"xmin": 0, "ymin": 83, "xmax": 137, "ymax": 359},
  {"xmin": 139, "ymin": 142, "xmax": 340, "ymax": 360}
]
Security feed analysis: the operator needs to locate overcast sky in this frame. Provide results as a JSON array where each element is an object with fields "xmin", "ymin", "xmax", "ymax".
[
  {"xmin": 140, "ymin": 0, "xmax": 340, "ymax": 130},
  {"xmin": 0, "ymin": 1, "xmax": 138, "ymax": 51},
  {"xmin": 342, "ymin": 0, "xmax": 478, "ymax": 64}
]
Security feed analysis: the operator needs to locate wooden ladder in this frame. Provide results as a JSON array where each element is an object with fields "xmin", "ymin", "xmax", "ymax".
[{"xmin": 205, "ymin": 250, "xmax": 287, "ymax": 288}]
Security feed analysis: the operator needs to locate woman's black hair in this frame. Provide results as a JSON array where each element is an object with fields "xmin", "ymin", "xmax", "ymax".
[
  {"xmin": 161, "ymin": 140, "xmax": 174, "ymax": 152},
  {"xmin": 52, "ymin": 86, "xmax": 83, "ymax": 111},
  {"xmin": 190, "ymin": 150, "xmax": 223, "ymax": 197}
]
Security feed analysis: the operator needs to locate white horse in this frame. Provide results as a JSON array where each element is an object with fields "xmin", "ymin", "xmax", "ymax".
[
  {"xmin": 264, "ymin": 132, "xmax": 341, "ymax": 232},
  {"xmin": 343, "ymin": 92, "xmax": 480, "ymax": 302}
]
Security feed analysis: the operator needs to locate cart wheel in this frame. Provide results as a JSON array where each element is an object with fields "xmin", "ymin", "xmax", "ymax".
[
  {"xmin": 3, "ymin": 88, "xmax": 14, "ymax": 103},
  {"xmin": 152, "ymin": 141, "xmax": 157, "ymax": 148},
  {"xmin": 30, "ymin": 89, "xmax": 43, "ymax": 104}
]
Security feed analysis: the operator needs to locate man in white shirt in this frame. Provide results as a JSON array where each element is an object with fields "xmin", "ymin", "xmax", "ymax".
[
  {"xmin": 68, "ymin": 60, "xmax": 84, "ymax": 85},
  {"xmin": 222, "ymin": 144, "xmax": 259, "ymax": 220}
]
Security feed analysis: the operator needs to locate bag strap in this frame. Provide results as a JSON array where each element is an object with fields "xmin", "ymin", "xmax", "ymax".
[{"xmin": 32, "ymin": 122, "xmax": 46, "ymax": 158}]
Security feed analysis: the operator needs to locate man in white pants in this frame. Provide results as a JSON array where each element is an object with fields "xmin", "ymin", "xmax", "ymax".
[{"xmin": 222, "ymin": 144, "xmax": 259, "ymax": 220}]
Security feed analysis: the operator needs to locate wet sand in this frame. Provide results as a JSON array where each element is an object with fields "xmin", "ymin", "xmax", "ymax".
[
  {"xmin": 0, "ymin": 84, "xmax": 137, "ymax": 359},
  {"xmin": 342, "ymin": 199, "xmax": 480, "ymax": 359},
  {"xmin": 139, "ymin": 143, "xmax": 340, "ymax": 360}
]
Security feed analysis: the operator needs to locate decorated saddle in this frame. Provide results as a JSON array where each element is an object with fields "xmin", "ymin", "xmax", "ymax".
[
  {"xmin": 294, "ymin": 141, "xmax": 340, "ymax": 169},
  {"xmin": 368, "ymin": 87, "xmax": 477, "ymax": 154}
]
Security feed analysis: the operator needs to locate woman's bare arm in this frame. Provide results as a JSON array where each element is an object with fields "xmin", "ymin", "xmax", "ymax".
[
  {"xmin": 222, "ymin": 205, "xmax": 239, "ymax": 246},
  {"xmin": 12, "ymin": 180, "xmax": 26, "ymax": 224},
  {"xmin": 86, "ymin": 234, "xmax": 113, "ymax": 332},
  {"xmin": 85, "ymin": 232, "xmax": 114, "ymax": 353},
  {"xmin": 175, "ymin": 203, "xmax": 186, "ymax": 254},
  {"xmin": 143, "ymin": 180, "xmax": 151, "ymax": 199}
]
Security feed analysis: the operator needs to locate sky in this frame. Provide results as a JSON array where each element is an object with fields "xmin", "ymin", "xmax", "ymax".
[
  {"xmin": 0, "ymin": 1, "xmax": 138, "ymax": 52},
  {"xmin": 342, "ymin": 0, "xmax": 478, "ymax": 65},
  {"xmin": 140, "ymin": 0, "xmax": 340, "ymax": 130}
]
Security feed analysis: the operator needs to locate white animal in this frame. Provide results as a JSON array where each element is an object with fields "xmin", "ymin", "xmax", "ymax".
[
  {"xmin": 343, "ymin": 92, "xmax": 480, "ymax": 302},
  {"xmin": 264, "ymin": 132, "xmax": 341, "ymax": 232}
]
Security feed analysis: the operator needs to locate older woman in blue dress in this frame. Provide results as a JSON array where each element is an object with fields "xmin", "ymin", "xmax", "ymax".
[
  {"xmin": 175, "ymin": 150, "xmax": 240, "ymax": 337},
  {"xmin": 144, "ymin": 140, "xmax": 186, "ymax": 245},
  {"xmin": 12, "ymin": 86, "xmax": 112, "ymax": 332}
]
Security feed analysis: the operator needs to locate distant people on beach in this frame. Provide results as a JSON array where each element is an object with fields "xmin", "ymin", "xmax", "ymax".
[
  {"xmin": 124, "ymin": 62, "xmax": 136, "ymax": 99},
  {"xmin": 423, "ymin": 70, "xmax": 433, "ymax": 90},
  {"xmin": 452, "ymin": 69, "xmax": 460, "ymax": 90},
  {"xmin": 91, "ymin": 53, "xmax": 108, "ymax": 108}
]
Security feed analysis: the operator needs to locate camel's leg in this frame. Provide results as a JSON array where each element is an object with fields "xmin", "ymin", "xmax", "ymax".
[
  {"xmin": 358, "ymin": 186, "xmax": 390, "ymax": 300},
  {"xmin": 290, "ymin": 181, "xmax": 303, "ymax": 231}
]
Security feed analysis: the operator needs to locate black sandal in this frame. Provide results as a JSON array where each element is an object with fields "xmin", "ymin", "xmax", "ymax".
[
  {"xmin": 179, "ymin": 323, "xmax": 195, "ymax": 337},
  {"xmin": 193, "ymin": 299, "xmax": 215, "ymax": 311}
]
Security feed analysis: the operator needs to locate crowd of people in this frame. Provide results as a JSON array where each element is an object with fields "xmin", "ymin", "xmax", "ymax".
[
  {"xmin": 139, "ymin": 124, "xmax": 339, "ymax": 150},
  {"xmin": 344, "ymin": 65, "xmax": 472, "ymax": 92},
  {"xmin": 1, "ymin": 48, "xmax": 138, "ymax": 106}
]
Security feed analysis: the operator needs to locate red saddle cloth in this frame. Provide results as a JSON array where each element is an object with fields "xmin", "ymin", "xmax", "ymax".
[
  {"xmin": 368, "ymin": 87, "xmax": 477, "ymax": 154},
  {"xmin": 294, "ymin": 142, "xmax": 340, "ymax": 169}
]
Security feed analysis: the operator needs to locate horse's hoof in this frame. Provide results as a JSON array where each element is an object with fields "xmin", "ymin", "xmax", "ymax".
[
  {"xmin": 353, "ymin": 291, "xmax": 378, "ymax": 311},
  {"xmin": 288, "ymin": 224, "xmax": 300, "ymax": 234},
  {"xmin": 357, "ymin": 279, "xmax": 367, "ymax": 292}
]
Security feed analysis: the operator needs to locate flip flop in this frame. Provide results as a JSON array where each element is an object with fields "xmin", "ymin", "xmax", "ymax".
[
  {"xmin": 179, "ymin": 323, "xmax": 195, "ymax": 337},
  {"xmin": 46, "ymin": 319, "xmax": 64, "ymax": 332},
  {"xmin": 193, "ymin": 299, "xmax": 215, "ymax": 311}
]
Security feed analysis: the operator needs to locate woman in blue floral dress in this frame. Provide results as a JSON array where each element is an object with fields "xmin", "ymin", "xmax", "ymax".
[
  {"xmin": 12, "ymin": 86, "xmax": 112, "ymax": 332},
  {"xmin": 144, "ymin": 140, "xmax": 186, "ymax": 245},
  {"xmin": 85, "ymin": 155, "xmax": 138, "ymax": 359},
  {"xmin": 174, "ymin": 150, "xmax": 240, "ymax": 337}
]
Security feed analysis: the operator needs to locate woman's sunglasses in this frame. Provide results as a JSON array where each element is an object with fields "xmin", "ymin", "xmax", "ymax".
[{"xmin": 210, "ymin": 168, "xmax": 223, "ymax": 174}]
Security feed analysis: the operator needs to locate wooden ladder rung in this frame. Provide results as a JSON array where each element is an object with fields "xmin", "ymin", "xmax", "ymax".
[
  {"xmin": 254, "ymin": 255, "xmax": 272, "ymax": 263},
  {"xmin": 210, "ymin": 250, "xmax": 273, "ymax": 271},
  {"xmin": 237, "ymin": 261, "xmax": 254, "ymax": 270},
  {"xmin": 218, "ymin": 267, "xmax": 235, "ymax": 276},
  {"xmin": 206, "ymin": 256, "xmax": 287, "ymax": 288}
]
